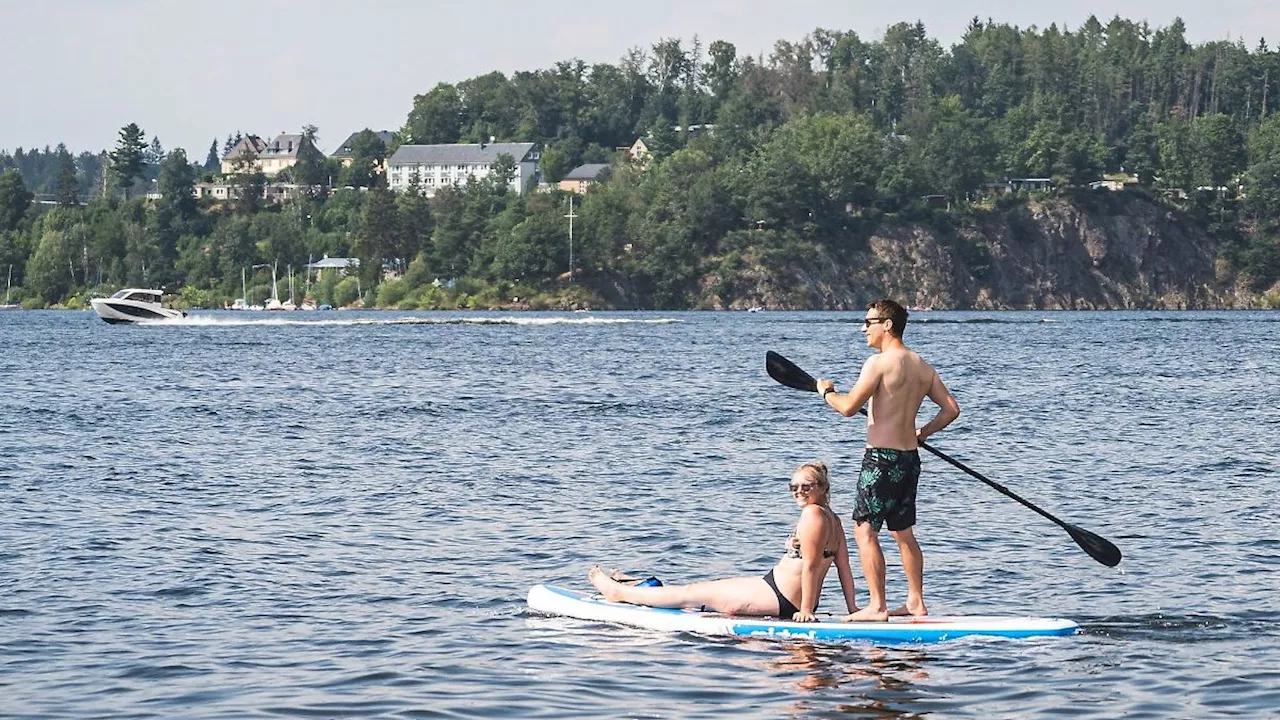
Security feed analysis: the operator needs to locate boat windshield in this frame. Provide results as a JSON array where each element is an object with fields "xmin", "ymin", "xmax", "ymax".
[{"xmin": 113, "ymin": 290, "xmax": 161, "ymax": 302}]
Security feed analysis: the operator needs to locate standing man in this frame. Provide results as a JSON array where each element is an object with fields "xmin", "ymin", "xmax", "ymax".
[{"xmin": 815, "ymin": 299, "xmax": 960, "ymax": 622}]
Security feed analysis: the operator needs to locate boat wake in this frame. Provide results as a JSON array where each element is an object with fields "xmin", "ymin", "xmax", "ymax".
[{"xmin": 158, "ymin": 315, "xmax": 682, "ymax": 328}]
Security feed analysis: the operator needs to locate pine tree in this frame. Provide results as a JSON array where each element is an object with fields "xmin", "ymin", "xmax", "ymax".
[
  {"xmin": 109, "ymin": 123, "xmax": 148, "ymax": 197},
  {"xmin": 147, "ymin": 136, "xmax": 166, "ymax": 166},
  {"xmin": 205, "ymin": 139, "xmax": 220, "ymax": 170},
  {"xmin": 55, "ymin": 148, "xmax": 79, "ymax": 206}
]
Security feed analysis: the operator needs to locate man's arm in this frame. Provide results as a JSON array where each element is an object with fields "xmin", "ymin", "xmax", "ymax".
[
  {"xmin": 917, "ymin": 369, "xmax": 960, "ymax": 441},
  {"xmin": 817, "ymin": 356, "xmax": 879, "ymax": 418}
]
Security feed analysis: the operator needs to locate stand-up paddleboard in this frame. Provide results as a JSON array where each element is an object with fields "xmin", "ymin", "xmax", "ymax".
[{"xmin": 527, "ymin": 585, "xmax": 1078, "ymax": 644}]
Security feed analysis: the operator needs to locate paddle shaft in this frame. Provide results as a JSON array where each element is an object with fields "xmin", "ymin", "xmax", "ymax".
[
  {"xmin": 920, "ymin": 433, "xmax": 1069, "ymax": 529},
  {"xmin": 843, "ymin": 408, "xmax": 1062, "ymax": 528},
  {"xmin": 766, "ymin": 350, "xmax": 1121, "ymax": 566}
]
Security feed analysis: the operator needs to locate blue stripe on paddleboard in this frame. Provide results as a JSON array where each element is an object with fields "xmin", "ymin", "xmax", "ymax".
[
  {"xmin": 531, "ymin": 585, "xmax": 1079, "ymax": 643},
  {"xmin": 728, "ymin": 621, "xmax": 1078, "ymax": 643}
]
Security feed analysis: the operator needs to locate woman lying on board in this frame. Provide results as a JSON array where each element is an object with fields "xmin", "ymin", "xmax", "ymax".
[{"xmin": 588, "ymin": 461, "xmax": 859, "ymax": 622}]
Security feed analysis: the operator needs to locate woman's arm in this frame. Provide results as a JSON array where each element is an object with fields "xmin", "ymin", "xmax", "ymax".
[
  {"xmin": 794, "ymin": 506, "xmax": 828, "ymax": 622},
  {"xmin": 832, "ymin": 518, "xmax": 859, "ymax": 614}
]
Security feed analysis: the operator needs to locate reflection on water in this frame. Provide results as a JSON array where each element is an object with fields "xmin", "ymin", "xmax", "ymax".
[{"xmin": 770, "ymin": 642, "xmax": 931, "ymax": 718}]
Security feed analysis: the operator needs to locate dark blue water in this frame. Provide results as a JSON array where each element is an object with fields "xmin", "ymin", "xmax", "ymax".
[{"xmin": 1, "ymin": 310, "xmax": 1277, "ymax": 718}]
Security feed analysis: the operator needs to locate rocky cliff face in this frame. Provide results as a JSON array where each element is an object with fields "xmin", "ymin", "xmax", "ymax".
[{"xmin": 705, "ymin": 194, "xmax": 1260, "ymax": 310}]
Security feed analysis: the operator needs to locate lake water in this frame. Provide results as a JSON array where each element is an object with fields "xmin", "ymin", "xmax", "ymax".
[{"xmin": 1, "ymin": 309, "xmax": 1277, "ymax": 718}]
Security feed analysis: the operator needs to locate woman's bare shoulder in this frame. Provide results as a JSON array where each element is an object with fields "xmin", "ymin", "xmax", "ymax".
[{"xmin": 797, "ymin": 504, "xmax": 833, "ymax": 527}]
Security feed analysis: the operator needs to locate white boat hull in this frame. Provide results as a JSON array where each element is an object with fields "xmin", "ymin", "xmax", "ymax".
[{"xmin": 90, "ymin": 298, "xmax": 186, "ymax": 324}]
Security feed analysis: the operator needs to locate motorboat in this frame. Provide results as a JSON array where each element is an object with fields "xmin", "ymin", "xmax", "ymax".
[{"xmin": 90, "ymin": 288, "xmax": 186, "ymax": 324}]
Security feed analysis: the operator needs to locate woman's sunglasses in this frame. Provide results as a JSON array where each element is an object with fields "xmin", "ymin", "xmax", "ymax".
[{"xmin": 789, "ymin": 482, "xmax": 817, "ymax": 493}]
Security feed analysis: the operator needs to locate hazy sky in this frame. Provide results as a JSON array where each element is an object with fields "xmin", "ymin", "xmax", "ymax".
[{"xmin": 2, "ymin": 0, "xmax": 1277, "ymax": 157}]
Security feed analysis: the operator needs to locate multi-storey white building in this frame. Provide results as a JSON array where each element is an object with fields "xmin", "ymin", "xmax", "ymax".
[{"xmin": 387, "ymin": 142, "xmax": 539, "ymax": 196}]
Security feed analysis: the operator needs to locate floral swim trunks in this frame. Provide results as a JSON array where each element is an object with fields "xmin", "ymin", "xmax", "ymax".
[{"xmin": 854, "ymin": 448, "xmax": 922, "ymax": 532}]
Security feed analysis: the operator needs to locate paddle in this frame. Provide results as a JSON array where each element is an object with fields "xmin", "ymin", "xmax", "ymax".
[{"xmin": 765, "ymin": 350, "xmax": 1122, "ymax": 567}]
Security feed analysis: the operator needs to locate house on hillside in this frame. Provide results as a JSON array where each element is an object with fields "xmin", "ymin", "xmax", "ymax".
[
  {"xmin": 558, "ymin": 163, "xmax": 609, "ymax": 193},
  {"xmin": 192, "ymin": 181, "xmax": 304, "ymax": 203},
  {"xmin": 626, "ymin": 137, "xmax": 651, "ymax": 165},
  {"xmin": 331, "ymin": 130, "xmax": 395, "ymax": 168},
  {"xmin": 262, "ymin": 182, "xmax": 306, "ymax": 202},
  {"xmin": 1089, "ymin": 173, "xmax": 1140, "ymax": 192},
  {"xmin": 220, "ymin": 135, "xmax": 267, "ymax": 174},
  {"xmin": 982, "ymin": 177, "xmax": 1054, "ymax": 196},
  {"xmin": 305, "ymin": 255, "xmax": 359, "ymax": 280},
  {"xmin": 194, "ymin": 182, "xmax": 236, "ymax": 201},
  {"xmin": 257, "ymin": 133, "xmax": 322, "ymax": 176},
  {"xmin": 676, "ymin": 123, "xmax": 716, "ymax": 136},
  {"xmin": 387, "ymin": 142, "xmax": 539, "ymax": 196}
]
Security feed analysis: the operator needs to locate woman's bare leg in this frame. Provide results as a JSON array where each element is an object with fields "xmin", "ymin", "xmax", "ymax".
[{"xmin": 588, "ymin": 566, "xmax": 779, "ymax": 616}]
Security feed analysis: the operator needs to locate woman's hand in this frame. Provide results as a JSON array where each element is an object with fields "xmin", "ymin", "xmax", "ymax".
[
  {"xmin": 792, "ymin": 611, "xmax": 817, "ymax": 623},
  {"xmin": 816, "ymin": 379, "xmax": 834, "ymax": 396}
]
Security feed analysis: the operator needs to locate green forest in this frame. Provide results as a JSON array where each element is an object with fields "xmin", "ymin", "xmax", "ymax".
[{"xmin": 1, "ymin": 16, "xmax": 1279, "ymax": 310}]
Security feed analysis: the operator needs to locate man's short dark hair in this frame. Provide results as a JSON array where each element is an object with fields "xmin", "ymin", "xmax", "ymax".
[{"xmin": 868, "ymin": 299, "xmax": 908, "ymax": 338}]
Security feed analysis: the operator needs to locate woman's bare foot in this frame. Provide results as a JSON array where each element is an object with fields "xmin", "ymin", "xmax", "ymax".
[
  {"xmin": 609, "ymin": 569, "xmax": 642, "ymax": 583},
  {"xmin": 888, "ymin": 600, "xmax": 929, "ymax": 617},
  {"xmin": 588, "ymin": 566, "xmax": 627, "ymax": 602},
  {"xmin": 843, "ymin": 605, "xmax": 890, "ymax": 622}
]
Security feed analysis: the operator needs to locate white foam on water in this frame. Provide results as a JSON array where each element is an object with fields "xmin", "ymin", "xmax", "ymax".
[{"xmin": 145, "ymin": 314, "xmax": 682, "ymax": 328}]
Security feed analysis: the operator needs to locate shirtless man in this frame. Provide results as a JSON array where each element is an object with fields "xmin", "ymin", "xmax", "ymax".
[{"xmin": 815, "ymin": 299, "xmax": 960, "ymax": 622}]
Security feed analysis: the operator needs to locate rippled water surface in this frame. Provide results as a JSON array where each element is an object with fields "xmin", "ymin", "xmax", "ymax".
[{"xmin": 2, "ymin": 309, "xmax": 1277, "ymax": 718}]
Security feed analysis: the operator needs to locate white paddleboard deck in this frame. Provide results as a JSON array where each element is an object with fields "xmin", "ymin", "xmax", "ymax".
[{"xmin": 527, "ymin": 584, "xmax": 1078, "ymax": 644}]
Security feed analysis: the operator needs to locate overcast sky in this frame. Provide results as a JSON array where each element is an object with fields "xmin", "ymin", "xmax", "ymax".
[{"xmin": 2, "ymin": 0, "xmax": 1277, "ymax": 157}]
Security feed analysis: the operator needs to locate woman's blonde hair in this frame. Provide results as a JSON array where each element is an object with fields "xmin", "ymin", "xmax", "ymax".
[{"xmin": 794, "ymin": 461, "xmax": 831, "ymax": 503}]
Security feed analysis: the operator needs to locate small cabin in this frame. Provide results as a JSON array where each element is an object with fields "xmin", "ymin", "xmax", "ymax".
[{"xmin": 110, "ymin": 288, "xmax": 163, "ymax": 304}]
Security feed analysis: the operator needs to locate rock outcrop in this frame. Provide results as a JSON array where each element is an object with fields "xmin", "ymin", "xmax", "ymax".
[{"xmin": 702, "ymin": 194, "xmax": 1260, "ymax": 310}]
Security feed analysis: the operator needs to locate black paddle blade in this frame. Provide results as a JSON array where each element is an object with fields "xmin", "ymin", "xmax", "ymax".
[
  {"xmin": 1065, "ymin": 523, "xmax": 1123, "ymax": 567},
  {"xmin": 765, "ymin": 351, "xmax": 817, "ymax": 393}
]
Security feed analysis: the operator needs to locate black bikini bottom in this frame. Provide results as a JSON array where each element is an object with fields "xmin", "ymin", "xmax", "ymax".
[{"xmin": 763, "ymin": 569, "xmax": 819, "ymax": 618}]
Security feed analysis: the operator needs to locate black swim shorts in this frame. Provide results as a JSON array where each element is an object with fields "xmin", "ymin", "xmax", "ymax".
[{"xmin": 853, "ymin": 448, "xmax": 922, "ymax": 532}]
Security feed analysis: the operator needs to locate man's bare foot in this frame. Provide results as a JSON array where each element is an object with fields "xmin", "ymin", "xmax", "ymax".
[
  {"xmin": 888, "ymin": 600, "xmax": 928, "ymax": 617},
  {"xmin": 588, "ymin": 566, "xmax": 627, "ymax": 602},
  {"xmin": 843, "ymin": 606, "xmax": 889, "ymax": 622}
]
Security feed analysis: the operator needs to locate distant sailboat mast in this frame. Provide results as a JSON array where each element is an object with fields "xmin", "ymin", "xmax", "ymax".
[{"xmin": 2, "ymin": 264, "xmax": 14, "ymax": 308}]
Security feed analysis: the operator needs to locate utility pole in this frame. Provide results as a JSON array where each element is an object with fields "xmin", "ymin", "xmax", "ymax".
[{"xmin": 564, "ymin": 195, "xmax": 578, "ymax": 283}]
